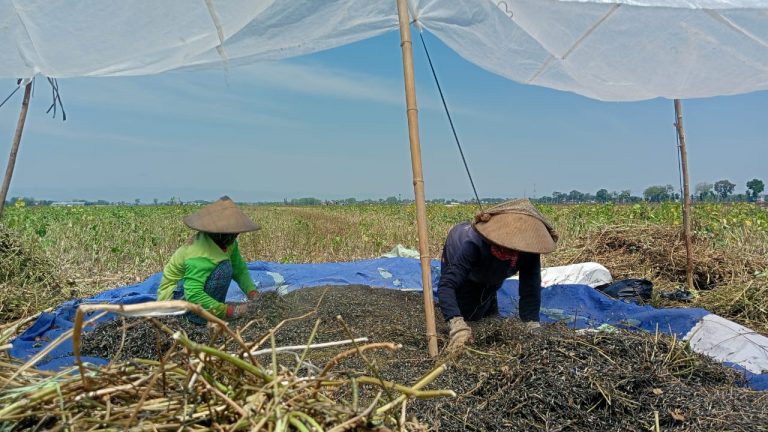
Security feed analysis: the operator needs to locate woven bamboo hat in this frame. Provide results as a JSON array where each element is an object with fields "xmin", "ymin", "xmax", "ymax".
[
  {"xmin": 472, "ymin": 198, "xmax": 558, "ymax": 254},
  {"xmin": 183, "ymin": 196, "xmax": 261, "ymax": 234}
]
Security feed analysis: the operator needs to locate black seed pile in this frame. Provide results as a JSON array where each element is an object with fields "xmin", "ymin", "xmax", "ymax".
[{"xmin": 81, "ymin": 285, "xmax": 768, "ymax": 431}]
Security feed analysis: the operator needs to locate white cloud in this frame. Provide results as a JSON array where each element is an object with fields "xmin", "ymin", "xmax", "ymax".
[
  {"xmin": 229, "ymin": 61, "xmax": 405, "ymax": 105},
  {"xmin": 219, "ymin": 61, "xmax": 485, "ymax": 116},
  {"xmin": 42, "ymin": 75, "xmax": 297, "ymax": 129}
]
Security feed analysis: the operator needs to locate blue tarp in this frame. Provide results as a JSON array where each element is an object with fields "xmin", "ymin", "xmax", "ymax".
[{"xmin": 9, "ymin": 257, "xmax": 767, "ymax": 390}]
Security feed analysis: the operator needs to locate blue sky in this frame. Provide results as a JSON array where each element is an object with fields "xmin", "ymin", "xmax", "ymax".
[{"xmin": 1, "ymin": 30, "xmax": 765, "ymax": 203}]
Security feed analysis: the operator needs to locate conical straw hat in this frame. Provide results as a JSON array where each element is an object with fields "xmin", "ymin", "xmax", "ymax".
[
  {"xmin": 472, "ymin": 198, "xmax": 558, "ymax": 254},
  {"xmin": 183, "ymin": 196, "xmax": 261, "ymax": 234}
]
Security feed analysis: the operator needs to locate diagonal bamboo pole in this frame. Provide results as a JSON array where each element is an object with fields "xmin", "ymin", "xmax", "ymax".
[
  {"xmin": 674, "ymin": 99, "xmax": 695, "ymax": 294},
  {"xmin": 0, "ymin": 81, "xmax": 32, "ymax": 218},
  {"xmin": 395, "ymin": 0, "xmax": 438, "ymax": 357}
]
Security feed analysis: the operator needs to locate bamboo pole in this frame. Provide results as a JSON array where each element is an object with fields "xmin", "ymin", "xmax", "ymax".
[
  {"xmin": 395, "ymin": 0, "xmax": 438, "ymax": 357},
  {"xmin": 674, "ymin": 99, "xmax": 695, "ymax": 293},
  {"xmin": 0, "ymin": 81, "xmax": 32, "ymax": 218}
]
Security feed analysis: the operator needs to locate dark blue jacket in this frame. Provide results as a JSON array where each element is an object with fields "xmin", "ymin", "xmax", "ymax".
[{"xmin": 437, "ymin": 222, "xmax": 541, "ymax": 322}]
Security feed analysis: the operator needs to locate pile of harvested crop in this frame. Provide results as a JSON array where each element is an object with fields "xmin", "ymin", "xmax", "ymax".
[
  {"xmin": 75, "ymin": 285, "xmax": 768, "ymax": 431},
  {"xmin": 1, "ymin": 291, "xmax": 454, "ymax": 431}
]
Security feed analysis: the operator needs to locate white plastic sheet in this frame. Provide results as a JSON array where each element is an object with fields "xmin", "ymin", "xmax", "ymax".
[
  {"xmin": 684, "ymin": 314, "xmax": 768, "ymax": 374},
  {"xmin": 508, "ymin": 262, "xmax": 613, "ymax": 287},
  {"xmin": 1, "ymin": 0, "xmax": 767, "ymax": 101},
  {"xmin": 419, "ymin": 0, "xmax": 768, "ymax": 100},
  {"xmin": 0, "ymin": 0, "xmax": 397, "ymax": 78}
]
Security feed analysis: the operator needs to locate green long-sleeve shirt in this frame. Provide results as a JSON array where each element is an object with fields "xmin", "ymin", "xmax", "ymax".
[{"xmin": 156, "ymin": 232, "xmax": 257, "ymax": 318}]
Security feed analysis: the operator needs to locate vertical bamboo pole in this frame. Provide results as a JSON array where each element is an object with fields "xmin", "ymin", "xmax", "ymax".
[
  {"xmin": 674, "ymin": 99, "xmax": 695, "ymax": 293},
  {"xmin": 395, "ymin": 0, "xmax": 438, "ymax": 357},
  {"xmin": 0, "ymin": 82, "xmax": 33, "ymax": 218}
]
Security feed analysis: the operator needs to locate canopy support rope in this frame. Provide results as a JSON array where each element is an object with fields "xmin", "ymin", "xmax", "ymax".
[
  {"xmin": 418, "ymin": 32, "xmax": 483, "ymax": 212},
  {"xmin": 45, "ymin": 77, "xmax": 66, "ymax": 120},
  {"xmin": 0, "ymin": 83, "xmax": 21, "ymax": 109}
]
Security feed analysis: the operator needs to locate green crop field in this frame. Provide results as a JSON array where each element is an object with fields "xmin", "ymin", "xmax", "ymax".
[
  {"xmin": 1, "ymin": 202, "xmax": 767, "ymax": 330},
  {"xmin": 2, "ymin": 202, "xmax": 768, "ymax": 431}
]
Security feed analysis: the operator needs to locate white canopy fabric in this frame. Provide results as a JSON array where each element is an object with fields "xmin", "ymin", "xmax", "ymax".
[{"xmin": 1, "ymin": 0, "xmax": 766, "ymax": 101}]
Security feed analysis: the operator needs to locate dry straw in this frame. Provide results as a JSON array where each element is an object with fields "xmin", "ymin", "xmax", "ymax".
[
  {"xmin": 0, "ymin": 225, "xmax": 67, "ymax": 322},
  {"xmin": 0, "ymin": 300, "xmax": 454, "ymax": 431},
  {"xmin": 561, "ymin": 222, "xmax": 768, "ymax": 332}
]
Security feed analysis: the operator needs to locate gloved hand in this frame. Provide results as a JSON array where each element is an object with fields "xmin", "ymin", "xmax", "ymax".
[
  {"xmin": 226, "ymin": 302, "xmax": 255, "ymax": 319},
  {"xmin": 524, "ymin": 321, "xmax": 542, "ymax": 334},
  {"xmin": 247, "ymin": 290, "xmax": 259, "ymax": 301},
  {"xmin": 446, "ymin": 316, "xmax": 472, "ymax": 353}
]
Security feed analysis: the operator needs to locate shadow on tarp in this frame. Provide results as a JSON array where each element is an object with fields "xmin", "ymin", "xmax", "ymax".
[{"xmin": 9, "ymin": 258, "xmax": 766, "ymax": 390}]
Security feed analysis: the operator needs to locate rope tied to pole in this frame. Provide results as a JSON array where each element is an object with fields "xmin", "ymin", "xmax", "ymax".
[
  {"xmin": 0, "ymin": 84, "xmax": 21, "ymax": 109},
  {"xmin": 2, "ymin": 77, "xmax": 67, "ymax": 121},
  {"xmin": 418, "ymin": 31, "xmax": 483, "ymax": 212},
  {"xmin": 45, "ymin": 77, "xmax": 66, "ymax": 121}
]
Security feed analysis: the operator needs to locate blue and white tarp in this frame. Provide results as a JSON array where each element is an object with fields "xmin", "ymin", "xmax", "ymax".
[{"xmin": 10, "ymin": 258, "xmax": 768, "ymax": 390}]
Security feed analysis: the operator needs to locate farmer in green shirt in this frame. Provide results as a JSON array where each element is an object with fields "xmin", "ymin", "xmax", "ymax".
[{"xmin": 156, "ymin": 196, "xmax": 261, "ymax": 323}]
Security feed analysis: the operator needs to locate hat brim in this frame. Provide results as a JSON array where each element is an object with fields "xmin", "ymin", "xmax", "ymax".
[
  {"xmin": 183, "ymin": 199, "xmax": 261, "ymax": 234},
  {"xmin": 474, "ymin": 213, "xmax": 556, "ymax": 254}
]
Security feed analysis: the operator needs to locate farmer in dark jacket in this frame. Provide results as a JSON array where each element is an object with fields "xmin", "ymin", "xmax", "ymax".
[{"xmin": 438, "ymin": 199, "xmax": 558, "ymax": 352}]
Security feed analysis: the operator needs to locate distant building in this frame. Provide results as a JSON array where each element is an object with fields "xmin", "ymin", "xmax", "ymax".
[{"xmin": 51, "ymin": 201, "xmax": 86, "ymax": 207}]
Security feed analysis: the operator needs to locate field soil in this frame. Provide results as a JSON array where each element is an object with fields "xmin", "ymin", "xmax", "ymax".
[{"xmin": 83, "ymin": 285, "xmax": 768, "ymax": 432}]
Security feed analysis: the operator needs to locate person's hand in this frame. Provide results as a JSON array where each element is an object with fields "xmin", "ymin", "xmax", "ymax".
[
  {"xmin": 524, "ymin": 321, "xmax": 542, "ymax": 334},
  {"xmin": 446, "ymin": 316, "xmax": 472, "ymax": 353},
  {"xmin": 226, "ymin": 302, "xmax": 255, "ymax": 319},
  {"xmin": 247, "ymin": 290, "xmax": 259, "ymax": 301}
]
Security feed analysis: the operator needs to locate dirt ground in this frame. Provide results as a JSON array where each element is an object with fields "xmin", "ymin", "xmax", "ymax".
[{"xmin": 82, "ymin": 285, "xmax": 768, "ymax": 432}]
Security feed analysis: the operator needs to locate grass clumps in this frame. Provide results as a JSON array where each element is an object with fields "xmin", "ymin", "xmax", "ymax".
[
  {"xmin": 0, "ymin": 224, "xmax": 68, "ymax": 321},
  {"xmin": 558, "ymin": 220, "xmax": 768, "ymax": 333}
]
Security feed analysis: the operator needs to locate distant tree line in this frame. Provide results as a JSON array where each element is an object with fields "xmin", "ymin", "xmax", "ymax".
[
  {"xmin": 5, "ymin": 178, "xmax": 764, "ymax": 207},
  {"xmin": 536, "ymin": 189, "xmax": 644, "ymax": 204},
  {"xmin": 534, "ymin": 178, "xmax": 765, "ymax": 204},
  {"xmin": 694, "ymin": 179, "xmax": 765, "ymax": 202},
  {"xmin": 4, "ymin": 196, "xmax": 191, "ymax": 207}
]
